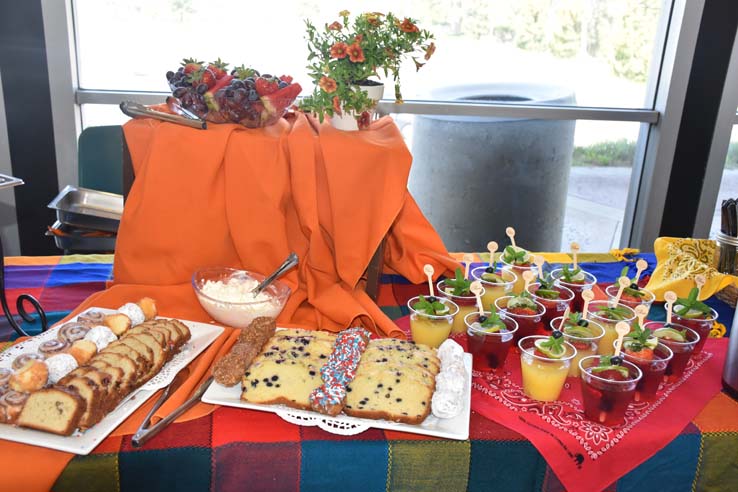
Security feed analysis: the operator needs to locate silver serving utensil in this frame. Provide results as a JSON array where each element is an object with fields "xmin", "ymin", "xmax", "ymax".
[
  {"xmin": 120, "ymin": 101, "xmax": 207, "ymax": 130},
  {"xmin": 131, "ymin": 367, "xmax": 190, "ymax": 447},
  {"xmin": 251, "ymin": 252, "xmax": 299, "ymax": 296},
  {"xmin": 131, "ymin": 375, "xmax": 214, "ymax": 448},
  {"xmin": 166, "ymin": 96, "xmax": 201, "ymax": 120}
]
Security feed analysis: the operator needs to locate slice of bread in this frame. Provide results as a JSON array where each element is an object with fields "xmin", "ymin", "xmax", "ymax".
[
  {"xmin": 129, "ymin": 332, "xmax": 165, "ymax": 381},
  {"xmin": 57, "ymin": 374, "xmax": 103, "ymax": 429},
  {"xmin": 17, "ymin": 387, "xmax": 84, "ymax": 435}
]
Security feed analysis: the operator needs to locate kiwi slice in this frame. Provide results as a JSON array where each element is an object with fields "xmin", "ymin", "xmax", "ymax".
[
  {"xmin": 654, "ymin": 327, "xmax": 687, "ymax": 342},
  {"xmin": 534, "ymin": 338, "xmax": 565, "ymax": 359},
  {"xmin": 563, "ymin": 325, "xmax": 594, "ymax": 339},
  {"xmin": 481, "ymin": 272, "xmax": 504, "ymax": 283},
  {"xmin": 590, "ymin": 365, "xmax": 629, "ymax": 378}
]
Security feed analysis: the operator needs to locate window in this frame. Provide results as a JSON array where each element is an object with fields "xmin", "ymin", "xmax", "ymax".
[{"xmin": 708, "ymin": 123, "xmax": 738, "ymax": 238}]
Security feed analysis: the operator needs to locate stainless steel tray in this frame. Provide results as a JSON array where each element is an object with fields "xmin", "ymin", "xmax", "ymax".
[
  {"xmin": 46, "ymin": 221, "xmax": 116, "ymax": 252},
  {"xmin": 48, "ymin": 185, "xmax": 123, "ymax": 233}
]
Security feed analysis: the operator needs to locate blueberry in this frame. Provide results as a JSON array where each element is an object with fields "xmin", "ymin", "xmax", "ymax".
[
  {"xmin": 485, "ymin": 266, "xmax": 495, "ymax": 274},
  {"xmin": 552, "ymin": 330, "xmax": 563, "ymax": 339},
  {"xmin": 577, "ymin": 319, "xmax": 589, "ymax": 327},
  {"xmin": 231, "ymin": 80, "xmax": 245, "ymax": 90},
  {"xmin": 663, "ymin": 323, "xmax": 672, "ymax": 328},
  {"xmin": 611, "ymin": 356, "xmax": 623, "ymax": 365},
  {"xmin": 248, "ymin": 90, "xmax": 258, "ymax": 101},
  {"xmin": 262, "ymin": 73, "xmax": 272, "ymax": 79},
  {"xmin": 426, "ymin": 296, "xmax": 438, "ymax": 303},
  {"xmin": 630, "ymin": 283, "xmax": 639, "ymax": 290},
  {"xmin": 478, "ymin": 315, "xmax": 488, "ymax": 323},
  {"xmin": 197, "ymin": 83, "xmax": 208, "ymax": 95},
  {"xmin": 166, "ymin": 70, "xmax": 175, "ymax": 80},
  {"xmin": 278, "ymin": 81, "xmax": 288, "ymax": 89}
]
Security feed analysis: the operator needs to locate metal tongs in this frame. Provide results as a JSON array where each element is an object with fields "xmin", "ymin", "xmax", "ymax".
[
  {"xmin": 131, "ymin": 367, "xmax": 213, "ymax": 447},
  {"xmin": 120, "ymin": 101, "xmax": 207, "ymax": 130}
]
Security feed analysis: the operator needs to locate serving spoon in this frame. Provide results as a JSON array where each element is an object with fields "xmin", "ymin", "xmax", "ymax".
[{"xmin": 251, "ymin": 252, "xmax": 299, "ymax": 296}]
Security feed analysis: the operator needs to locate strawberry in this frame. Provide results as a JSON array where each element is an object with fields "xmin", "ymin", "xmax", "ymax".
[
  {"xmin": 189, "ymin": 68, "xmax": 217, "ymax": 88},
  {"xmin": 207, "ymin": 58, "xmax": 229, "ymax": 79},
  {"xmin": 255, "ymin": 77, "xmax": 279, "ymax": 96},
  {"xmin": 624, "ymin": 347, "xmax": 654, "ymax": 360},
  {"xmin": 232, "ymin": 65, "xmax": 258, "ymax": 79},
  {"xmin": 279, "ymin": 75, "xmax": 293, "ymax": 83},
  {"xmin": 260, "ymin": 83, "xmax": 302, "ymax": 116},
  {"xmin": 508, "ymin": 307, "xmax": 538, "ymax": 316},
  {"xmin": 181, "ymin": 57, "xmax": 203, "ymax": 75}
]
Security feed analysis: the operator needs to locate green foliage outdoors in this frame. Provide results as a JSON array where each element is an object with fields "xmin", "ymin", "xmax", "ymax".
[{"xmin": 572, "ymin": 139, "xmax": 634, "ymax": 167}]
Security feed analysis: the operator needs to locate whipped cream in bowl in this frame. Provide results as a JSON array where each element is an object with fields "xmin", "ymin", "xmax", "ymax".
[{"xmin": 192, "ymin": 267, "xmax": 291, "ymax": 328}]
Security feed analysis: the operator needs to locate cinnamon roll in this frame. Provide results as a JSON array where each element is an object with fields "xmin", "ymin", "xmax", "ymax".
[
  {"xmin": 57, "ymin": 322, "xmax": 91, "ymax": 343},
  {"xmin": 38, "ymin": 338, "xmax": 70, "ymax": 356},
  {"xmin": 0, "ymin": 390, "xmax": 30, "ymax": 424},
  {"xmin": 12, "ymin": 352, "xmax": 45, "ymax": 371},
  {"xmin": 76, "ymin": 310, "xmax": 106, "ymax": 327}
]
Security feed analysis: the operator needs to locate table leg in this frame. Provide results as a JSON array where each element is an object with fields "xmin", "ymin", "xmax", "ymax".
[{"xmin": 0, "ymin": 233, "xmax": 47, "ymax": 336}]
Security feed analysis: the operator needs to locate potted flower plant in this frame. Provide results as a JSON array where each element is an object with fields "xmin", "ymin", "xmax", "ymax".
[{"xmin": 299, "ymin": 11, "xmax": 435, "ymax": 130}]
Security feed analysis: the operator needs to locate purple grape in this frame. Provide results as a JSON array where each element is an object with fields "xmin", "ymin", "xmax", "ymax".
[{"xmin": 173, "ymin": 87, "xmax": 188, "ymax": 98}]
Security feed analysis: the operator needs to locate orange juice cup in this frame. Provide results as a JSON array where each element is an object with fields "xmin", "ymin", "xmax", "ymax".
[
  {"xmin": 518, "ymin": 335, "xmax": 576, "ymax": 401},
  {"xmin": 437, "ymin": 279, "xmax": 482, "ymax": 335},
  {"xmin": 407, "ymin": 296, "xmax": 459, "ymax": 348}
]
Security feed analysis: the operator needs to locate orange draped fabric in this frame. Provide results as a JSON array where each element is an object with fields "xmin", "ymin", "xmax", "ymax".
[{"xmin": 115, "ymin": 113, "xmax": 459, "ymax": 336}]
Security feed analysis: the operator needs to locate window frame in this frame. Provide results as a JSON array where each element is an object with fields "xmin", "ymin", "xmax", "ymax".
[{"xmin": 44, "ymin": 0, "xmax": 721, "ymax": 250}]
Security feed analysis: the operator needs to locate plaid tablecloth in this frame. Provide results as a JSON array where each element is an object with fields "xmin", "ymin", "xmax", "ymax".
[{"xmin": 1, "ymin": 253, "xmax": 737, "ymax": 492}]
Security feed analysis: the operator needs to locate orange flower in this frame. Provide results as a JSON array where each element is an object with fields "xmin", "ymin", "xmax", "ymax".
[
  {"xmin": 413, "ymin": 58, "xmax": 425, "ymax": 71},
  {"xmin": 330, "ymin": 42, "xmax": 349, "ymax": 59},
  {"xmin": 357, "ymin": 111, "xmax": 371, "ymax": 130},
  {"xmin": 424, "ymin": 42, "xmax": 436, "ymax": 60},
  {"xmin": 347, "ymin": 42, "xmax": 365, "ymax": 63},
  {"xmin": 364, "ymin": 12, "xmax": 383, "ymax": 26},
  {"xmin": 400, "ymin": 18, "xmax": 419, "ymax": 33},
  {"xmin": 354, "ymin": 34, "xmax": 364, "ymax": 43},
  {"xmin": 339, "ymin": 10, "xmax": 350, "ymax": 17},
  {"xmin": 327, "ymin": 21, "xmax": 342, "ymax": 30},
  {"xmin": 332, "ymin": 96, "xmax": 342, "ymax": 115},
  {"xmin": 319, "ymin": 76, "xmax": 337, "ymax": 93}
]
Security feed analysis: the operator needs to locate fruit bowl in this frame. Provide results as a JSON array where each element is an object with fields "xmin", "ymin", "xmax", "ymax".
[
  {"xmin": 167, "ymin": 59, "xmax": 302, "ymax": 128},
  {"xmin": 192, "ymin": 267, "xmax": 291, "ymax": 328}
]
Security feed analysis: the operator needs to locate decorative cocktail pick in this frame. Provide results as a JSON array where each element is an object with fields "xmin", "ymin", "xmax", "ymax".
[
  {"xmin": 664, "ymin": 291, "xmax": 677, "ymax": 325},
  {"xmin": 581, "ymin": 289, "xmax": 595, "ymax": 319},
  {"xmin": 634, "ymin": 304, "xmax": 649, "ymax": 327},
  {"xmin": 470, "ymin": 281, "xmax": 485, "ymax": 316},
  {"xmin": 533, "ymin": 255, "xmax": 545, "ymax": 279},
  {"xmin": 611, "ymin": 276, "xmax": 630, "ymax": 307},
  {"xmin": 613, "ymin": 321, "xmax": 631, "ymax": 357},
  {"xmin": 694, "ymin": 274, "xmax": 706, "ymax": 298},
  {"xmin": 633, "ymin": 259, "xmax": 648, "ymax": 283},
  {"xmin": 463, "ymin": 253, "xmax": 474, "ymax": 280},
  {"xmin": 558, "ymin": 306, "xmax": 571, "ymax": 331},
  {"xmin": 487, "ymin": 241, "xmax": 498, "ymax": 268},
  {"xmin": 505, "ymin": 227, "xmax": 516, "ymax": 248},
  {"xmin": 522, "ymin": 270, "xmax": 535, "ymax": 293},
  {"xmin": 571, "ymin": 242, "xmax": 580, "ymax": 269},
  {"xmin": 423, "ymin": 264, "xmax": 435, "ymax": 298}
]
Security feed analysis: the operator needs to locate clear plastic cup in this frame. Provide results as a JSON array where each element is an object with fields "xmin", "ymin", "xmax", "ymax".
[
  {"xmin": 465, "ymin": 311, "xmax": 519, "ymax": 373},
  {"xmin": 407, "ymin": 296, "xmax": 459, "ymax": 348},
  {"xmin": 470, "ymin": 266, "xmax": 517, "ymax": 309},
  {"xmin": 437, "ymin": 279, "xmax": 482, "ymax": 335},
  {"xmin": 550, "ymin": 268, "xmax": 598, "ymax": 312},
  {"xmin": 551, "ymin": 316, "xmax": 605, "ymax": 377},
  {"xmin": 518, "ymin": 335, "xmax": 576, "ymax": 401},
  {"xmin": 587, "ymin": 300, "xmax": 636, "ymax": 356},
  {"xmin": 671, "ymin": 307, "xmax": 717, "ymax": 355},
  {"xmin": 495, "ymin": 296, "xmax": 547, "ymax": 340},
  {"xmin": 616, "ymin": 341, "xmax": 672, "ymax": 402},
  {"xmin": 527, "ymin": 282, "xmax": 574, "ymax": 332},
  {"xmin": 605, "ymin": 284, "xmax": 656, "ymax": 311},
  {"xmin": 500, "ymin": 257, "xmax": 536, "ymax": 294},
  {"xmin": 579, "ymin": 356, "xmax": 642, "ymax": 427},
  {"xmin": 646, "ymin": 321, "xmax": 700, "ymax": 382}
]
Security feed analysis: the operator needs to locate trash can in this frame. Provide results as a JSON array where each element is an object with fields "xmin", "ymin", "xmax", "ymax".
[{"xmin": 409, "ymin": 83, "xmax": 576, "ymax": 251}]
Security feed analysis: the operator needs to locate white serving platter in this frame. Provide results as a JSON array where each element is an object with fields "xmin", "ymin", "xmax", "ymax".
[
  {"xmin": 0, "ymin": 307, "xmax": 224, "ymax": 454},
  {"xmin": 202, "ymin": 349, "xmax": 472, "ymax": 441}
]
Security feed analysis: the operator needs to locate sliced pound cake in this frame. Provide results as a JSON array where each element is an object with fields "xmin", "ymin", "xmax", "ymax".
[{"xmin": 17, "ymin": 388, "xmax": 84, "ymax": 436}]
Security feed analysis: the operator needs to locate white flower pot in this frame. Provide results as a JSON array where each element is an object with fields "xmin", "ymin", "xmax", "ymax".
[
  {"xmin": 358, "ymin": 82, "xmax": 385, "ymax": 102},
  {"xmin": 331, "ymin": 111, "xmax": 359, "ymax": 131}
]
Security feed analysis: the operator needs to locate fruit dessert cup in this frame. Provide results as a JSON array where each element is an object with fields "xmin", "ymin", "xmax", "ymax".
[
  {"xmin": 471, "ymin": 266, "xmax": 517, "ymax": 307},
  {"xmin": 465, "ymin": 311, "xmax": 519, "ymax": 373},
  {"xmin": 552, "ymin": 313, "xmax": 605, "ymax": 377},
  {"xmin": 407, "ymin": 295, "xmax": 459, "ymax": 348},
  {"xmin": 671, "ymin": 288, "xmax": 717, "ymax": 355},
  {"xmin": 499, "ymin": 246, "xmax": 536, "ymax": 294},
  {"xmin": 495, "ymin": 295, "xmax": 546, "ymax": 340},
  {"xmin": 437, "ymin": 269, "xmax": 482, "ymax": 335},
  {"xmin": 550, "ymin": 266, "xmax": 597, "ymax": 313},
  {"xmin": 648, "ymin": 322, "xmax": 700, "ymax": 383},
  {"xmin": 617, "ymin": 334, "xmax": 672, "ymax": 403},
  {"xmin": 587, "ymin": 300, "xmax": 636, "ymax": 356},
  {"xmin": 579, "ymin": 355, "xmax": 642, "ymax": 427},
  {"xmin": 605, "ymin": 284, "xmax": 655, "ymax": 311},
  {"xmin": 526, "ymin": 279, "xmax": 574, "ymax": 332},
  {"xmin": 519, "ymin": 333, "xmax": 576, "ymax": 401}
]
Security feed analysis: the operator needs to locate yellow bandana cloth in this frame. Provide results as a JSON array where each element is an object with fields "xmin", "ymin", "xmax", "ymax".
[{"xmin": 645, "ymin": 237, "xmax": 738, "ymax": 301}]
